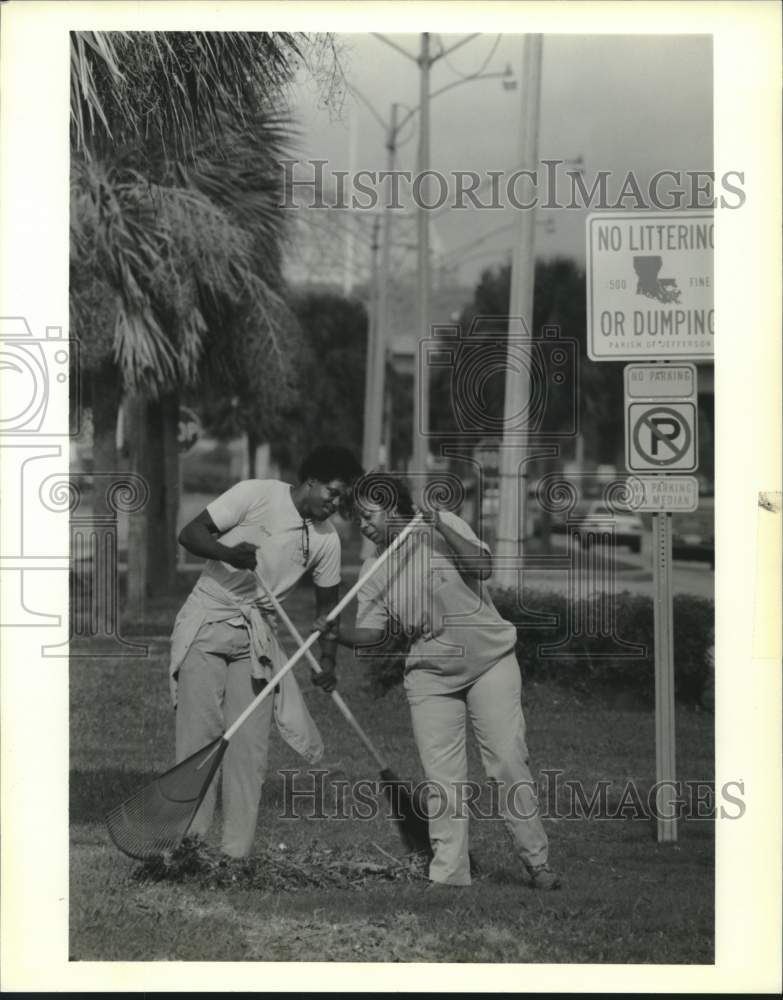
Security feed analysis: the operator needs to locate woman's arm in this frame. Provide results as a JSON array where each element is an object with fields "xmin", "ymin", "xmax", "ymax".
[
  {"xmin": 427, "ymin": 511, "xmax": 492, "ymax": 581},
  {"xmin": 313, "ymin": 614, "xmax": 386, "ymax": 649}
]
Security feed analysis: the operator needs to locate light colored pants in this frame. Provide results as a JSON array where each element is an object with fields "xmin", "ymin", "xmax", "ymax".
[
  {"xmin": 175, "ymin": 619, "xmax": 275, "ymax": 858},
  {"xmin": 406, "ymin": 653, "xmax": 549, "ymax": 885}
]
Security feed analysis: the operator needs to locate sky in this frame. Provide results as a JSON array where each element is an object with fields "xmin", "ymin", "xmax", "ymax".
[{"xmin": 284, "ymin": 32, "xmax": 713, "ymax": 291}]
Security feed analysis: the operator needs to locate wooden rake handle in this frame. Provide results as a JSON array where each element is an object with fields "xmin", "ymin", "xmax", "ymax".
[
  {"xmin": 223, "ymin": 514, "xmax": 425, "ymax": 742},
  {"xmin": 254, "ymin": 569, "xmax": 388, "ymax": 772}
]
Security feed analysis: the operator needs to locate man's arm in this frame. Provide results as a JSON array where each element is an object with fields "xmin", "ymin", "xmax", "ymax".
[
  {"xmin": 178, "ymin": 509, "xmax": 257, "ymax": 571},
  {"xmin": 426, "ymin": 511, "xmax": 492, "ymax": 580},
  {"xmin": 310, "ymin": 583, "xmax": 341, "ymax": 692}
]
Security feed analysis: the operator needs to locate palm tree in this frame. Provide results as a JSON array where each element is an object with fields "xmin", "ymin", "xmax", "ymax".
[
  {"xmin": 69, "ymin": 30, "xmax": 334, "ymax": 603},
  {"xmin": 70, "ymin": 31, "xmax": 304, "ymax": 162}
]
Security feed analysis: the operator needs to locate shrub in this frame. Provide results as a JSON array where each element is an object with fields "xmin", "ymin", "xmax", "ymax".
[
  {"xmin": 493, "ymin": 587, "xmax": 713, "ymax": 707},
  {"xmin": 365, "ymin": 587, "xmax": 714, "ymax": 709}
]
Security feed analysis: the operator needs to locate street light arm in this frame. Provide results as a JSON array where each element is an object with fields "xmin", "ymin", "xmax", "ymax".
[
  {"xmin": 434, "ymin": 33, "xmax": 481, "ymax": 61},
  {"xmin": 429, "ymin": 70, "xmax": 512, "ymax": 103},
  {"xmin": 372, "ymin": 33, "xmax": 419, "ymax": 62},
  {"xmin": 346, "ymin": 81, "xmax": 389, "ymax": 132},
  {"xmin": 395, "ymin": 68, "xmax": 516, "ymax": 135},
  {"xmin": 375, "ymin": 31, "xmax": 480, "ymax": 65}
]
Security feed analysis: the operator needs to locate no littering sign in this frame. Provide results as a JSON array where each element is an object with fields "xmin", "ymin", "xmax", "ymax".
[{"xmin": 586, "ymin": 211, "xmax": 714, "ymax": 360}]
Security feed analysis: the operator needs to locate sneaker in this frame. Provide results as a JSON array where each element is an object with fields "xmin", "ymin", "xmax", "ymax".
[{"xmin": 526, "ymin": 863, "xmax": 562, "ymax": 890}]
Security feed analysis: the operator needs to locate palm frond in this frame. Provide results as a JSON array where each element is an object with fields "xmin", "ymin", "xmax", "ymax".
[
  {"xmin": 71, "ymin": 31, "xmax": 304, "ymax": 160},
  {"xmin": 113, "ymin": 304, "xmax": 180, "ymax": 387},
  {"xmin": 168, "ymin": 109, "xmax": 298, "ymax": 235},
  {"xmin": 71, "ymin": 155, "xmax": 297, "ymax": 394}
]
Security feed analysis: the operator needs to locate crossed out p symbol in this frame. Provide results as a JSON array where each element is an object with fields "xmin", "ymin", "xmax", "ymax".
[{"xmin": 649, "ymin": 417, "xmax": 681, "ymax": 457}]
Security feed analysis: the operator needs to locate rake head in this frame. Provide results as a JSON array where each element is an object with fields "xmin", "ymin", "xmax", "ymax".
[
  {"xmin": 379, "ymin": 767, "xmax": 432, "ymax": 857},
  {"xmin": 106, "ymin": 737, "xmax": 227, "ymax": 860}
]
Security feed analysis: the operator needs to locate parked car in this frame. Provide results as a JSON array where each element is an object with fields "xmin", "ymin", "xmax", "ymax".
[
  {"xmin": 480, "ymin": 486, "xmax": 500, "ymax": 518},
  {"xmin": 672, "ymin": 510, "xmax": 715, "ymax": 569},
  {"xmin": 547, "ymin": 499, "xmax": 644, "ymax": 554}
]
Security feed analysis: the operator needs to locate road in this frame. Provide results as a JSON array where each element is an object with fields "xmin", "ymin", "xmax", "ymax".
[
  {"xmin": 518, "ymin": 534, "xmax": 714, "ymax": 600},
  {"xmin": 115, "ymin": 492, "xmax": 714, "ymax": 601}
]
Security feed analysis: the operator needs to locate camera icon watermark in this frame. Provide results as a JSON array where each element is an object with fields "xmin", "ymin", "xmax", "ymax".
[
  {"xmin": 0, "ymin": 317, "xmax": 80, "ymax": 436},
  {"xmin": 419, "ymin": 316, "xmax": 578, "ymax": 442}
]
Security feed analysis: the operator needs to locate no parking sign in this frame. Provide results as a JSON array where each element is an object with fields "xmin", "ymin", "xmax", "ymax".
[{"xmin": 624, "ymin": 364, "xmax": 698, "ymax": 473}]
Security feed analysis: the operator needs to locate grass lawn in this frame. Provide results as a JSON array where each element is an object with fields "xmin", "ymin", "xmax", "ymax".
[{"xmin": 71, "ymin": 574, "xmax": 714, "ymax": 964}]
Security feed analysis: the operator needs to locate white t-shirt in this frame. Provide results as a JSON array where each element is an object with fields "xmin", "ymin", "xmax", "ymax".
[
  {"xmin": 199, "ymin": 479, "xmax": 341, "ymax": 606},
  {"xmin": 355, "ymin": 511, "xmax": 517, "ymax": 693}
]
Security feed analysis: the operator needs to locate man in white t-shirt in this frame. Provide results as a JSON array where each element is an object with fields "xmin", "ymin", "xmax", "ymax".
[{"xmin": 170, "ymin": 445, "xmax": 363, "ymax": 858}]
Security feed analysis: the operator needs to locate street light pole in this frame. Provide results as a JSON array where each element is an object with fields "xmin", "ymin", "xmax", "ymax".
[
  {"xmin": 362, "ymin": 215, "xmax": 381, "ymax": 473},
  {"xmin": 357, "ymin": 35, "xmax": 513, "ymax": 482},
  {"xmin": 371, "ymin": 102, "xmax": 398, "ymax": 469},
  {"xmin": 494, "ymin": 34, "xmax": 543, "ymax": 588},
  {"xmin": 412, "ymin": 31, "xmax": 432, "ymax": 481},
  {"xmin": 344, "ymin": 102, "xmax": 358, "ymax": 296}
]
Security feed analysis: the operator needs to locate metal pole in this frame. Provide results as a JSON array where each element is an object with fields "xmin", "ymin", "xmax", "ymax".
[
  {"xmin": 362, "ymin": 216, "xmax": 381, "ymax": 473},
  {"xmin": 494, "ymin": 34, "xmax": 542, "ymax": 588},
  {"xmin": 412, "ymin": 32, "xmax": 431, "ymax": 483},
  {"xmin": 344, "ymin": 103, "xmax": 358, "ymax": 296},
  {"xmin": 365, "ymin": 103, "xmax": 398, "ymax": 474},
  {"xmin": 653, "ymin": 511, "xmax": 678, "ymax": 842}
]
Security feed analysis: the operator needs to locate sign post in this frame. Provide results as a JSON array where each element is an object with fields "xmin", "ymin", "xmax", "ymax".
[{"xmin": 652, "ymin": 510, "xmax": 678, "ymax": 841}]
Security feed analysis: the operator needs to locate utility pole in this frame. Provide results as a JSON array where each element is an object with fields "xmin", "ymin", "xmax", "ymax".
[
  {"xmin": 362, "ymin": 215, "xmax": 382, "ymax": 473},
  {"xmin": 412, "ymin": 31, "xmax": 432, "ymax": 482},
  {"xmin": 343, "ymin": 102, "xmax": 358, "ymax": 296},
  {"xmin": 363, "ymin": 33, "xmax": 509, "ymax": 484},
  {"xmin": 364, "ymin": 103, "xmax": 399, "ymax": 475},
  {"xmin": 493, "ymin": 34, "xmax": 543, "ymax": 588}
]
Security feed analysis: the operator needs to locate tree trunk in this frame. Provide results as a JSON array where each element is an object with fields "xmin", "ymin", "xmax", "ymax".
[
  {"xmin": 90, "ymin": 362, "xmax": 120, "ymax": 515},
  {"xmin": 535, "ymin": 453, "xmax": 559, "ymax": 554},
  {"xmin": 146, "ymin": 391, "xmax": 180, "ymax": 596},
  {"xmin": 125, "ymin": 392, "xmax": 149, "ymax": 624},
  {"xmin": 247, "ymin": 428, "xmax": 259, "ymax": 478},
  {"xmin": 162, "ymin": 392, "xmax": 180, "ymax": 589}
]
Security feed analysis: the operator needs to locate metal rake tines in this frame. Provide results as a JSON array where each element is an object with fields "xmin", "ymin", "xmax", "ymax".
[
  {"xmin": 105, "ymin": 737, "xmax": 228, "ymax": 860},
  {"xmin": 106, "ymin": 789, "xmax": 199, "ymax": 860}
]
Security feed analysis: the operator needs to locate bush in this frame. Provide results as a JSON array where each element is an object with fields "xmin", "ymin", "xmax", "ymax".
[
  {"xmin": 492, "ymin": 587, "xmax": 713, "ymax": 708},
  {"xmin": 366, "ymin": 587, "xmax": 714, "ymax": 709}
]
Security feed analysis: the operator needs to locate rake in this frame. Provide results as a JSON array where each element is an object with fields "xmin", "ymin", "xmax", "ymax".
[
  {"xmin": 106, "ymin": 514, "xmax": 426, "ymax": 861},
  {"xmin": 254, "ymin": 568, "xmax": 431, "ymax": 857}
]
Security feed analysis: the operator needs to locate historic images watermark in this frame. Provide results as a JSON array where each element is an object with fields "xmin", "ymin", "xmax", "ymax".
[
  {"xmin": 345, "ymin": 313, "xmax": 650, "ymax": 663},
  {"xmin": 0, "ymin": 316, "xmax": 149, "ymax": 657},
  {"xmin": 418, "ymin": 318, "xmax": 578, "ymax": 441},
  {"xmin": 278, "ymin": 768, "xmax": 745, "ymax": 823},
  {"xmin": 280, "ymin": 161, "xmax": 746, "ymax": 212}
]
